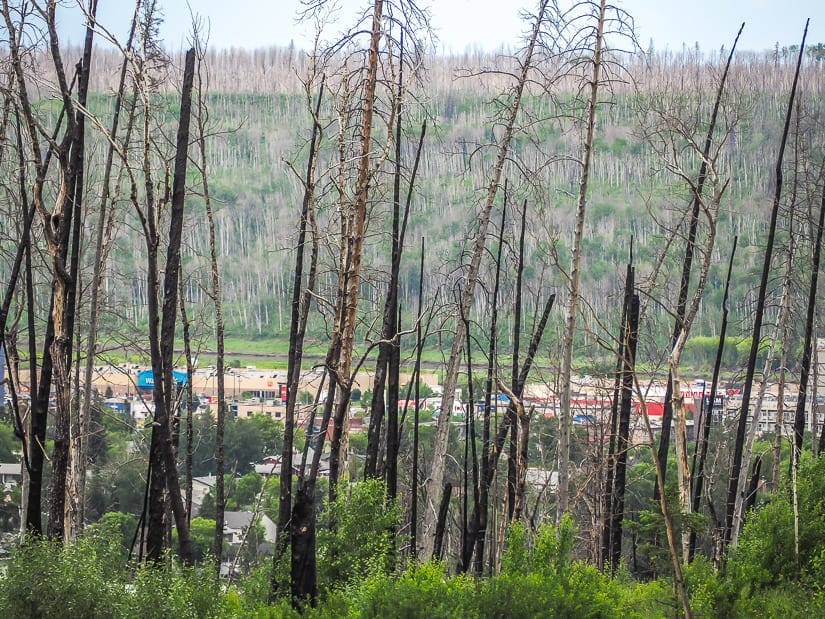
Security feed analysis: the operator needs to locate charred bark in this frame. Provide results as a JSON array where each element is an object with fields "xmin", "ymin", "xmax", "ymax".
[
  {"xmin": 798, "ymin": 179, "xmax": 825, "ymax": 459},
  {"xmin": 725, "ymin": 23, "xmax": 807, "ymax": 550},
  {"xmin": 146, "ymin": 48, "xmax": 196, "ymax": 564}
]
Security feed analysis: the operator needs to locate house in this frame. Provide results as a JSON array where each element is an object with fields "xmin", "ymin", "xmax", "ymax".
[
  {"xmin": 219, "ymin": 510, "xmax": 279, "ymax": 577},
  {"xmin": 192, "ymin": 475, "xmax": 216, "ymax": 515},
  {"xmin": 253, "ymin": 447, "xmax": 330, "ymax": 478},
  {"xmin": 223, "ymin": 510, "xmax": 277, "ymax": 545},
  {"xmin": 0, "ymin": 462, "xmax": 21, "ymax": 492}
]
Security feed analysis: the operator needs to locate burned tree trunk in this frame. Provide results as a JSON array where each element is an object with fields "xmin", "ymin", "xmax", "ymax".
[
  {"xmin": 269, "ymin": 77, "xmax": 324, "ymax": 601},
  {"xmin": 409, "ymin": 237, "xmax": 425, "ymax": 561},
  {"xmin": 422, "ymin": 1, "xmax": 550, "ymax": 557},
  {"xmin": 797, "ymin": 177, "xmax": 825, "ymax": 460},
  {"xmin": 654, "ymin": 23, "xmax": 743, "ymax": 505},
  {"xmin": 145, "ymin": 48, "xmax": 196, "ymax": 564},
  {"xmin": 725, "ymin": 23, "xmax": 807, "ymax": 550},
  {"xmin": 601, "ymin": 248, "xmax": 635, "ymax": 573},
  {"xmin": 689, "ymin": 237, "xmax": 737, "ymax": 562},
  {"xmin": 506, "ymin": 199, "xmax": 528, "ymax": 523}
]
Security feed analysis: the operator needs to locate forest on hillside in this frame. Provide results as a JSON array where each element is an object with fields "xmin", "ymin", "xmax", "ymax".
[{"xmin": 2, "ymin": 0, "xmax": 825, "ymax": 617}]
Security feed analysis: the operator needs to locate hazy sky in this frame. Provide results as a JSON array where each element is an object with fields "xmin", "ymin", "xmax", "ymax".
[{"xmin": 57, "ymin": 0, "xmax": 822, "ymax": 54}]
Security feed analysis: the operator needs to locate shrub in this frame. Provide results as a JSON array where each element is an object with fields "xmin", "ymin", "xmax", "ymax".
[
  {"xmin": 316, "ymin": 479, "xmax": 399, "ymax": 589},
  {"xmin": 0, "ymin": 536, "xmax": 126, "ymax": 617}
]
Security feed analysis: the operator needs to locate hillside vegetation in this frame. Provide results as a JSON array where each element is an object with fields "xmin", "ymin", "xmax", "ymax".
[{"xmin": 12, "ymin": 43, "xmax": 824, "ymax": 371}]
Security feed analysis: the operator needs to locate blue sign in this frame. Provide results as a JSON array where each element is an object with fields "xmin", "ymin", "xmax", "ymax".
[{"xmin": 137, "ymin": 369, "xmax": 188, "ymax": 389}]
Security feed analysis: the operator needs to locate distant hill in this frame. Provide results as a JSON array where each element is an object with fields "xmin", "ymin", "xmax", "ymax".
[{"xmin": 13, "ymin": 45, "xmax": 825, "ymax": 370}]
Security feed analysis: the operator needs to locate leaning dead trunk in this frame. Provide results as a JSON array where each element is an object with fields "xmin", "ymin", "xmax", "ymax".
[
  {"xmin": 557, "ymin": 0, "xmax": 608, "ymax": 519},
  {"xmin": 73, "ymin": 1, "xmax": 138, "ymax": 539},
  {"xmin": 796, "ymin": 171, "xmax": 825, "ymax": 460},
  {"xmin": 688, "ymin": 237, "xmax": 737, "ymax": 562},
  {"xmin": 145, "ymin": 48, "xmax": 196, "ymax": 564},
  {"xmin": 422, "ymin": 0, "xmax": 550, "ymax": 558},
  {"xmin": 327, "ymin": 0, "xmax": 385, "ymax": 494},
  {"xmin": 724, "ymin": 23, "xmax": 807, "ymax": 550},
  {"xmin": 655, "ymin": 23, "xmax": 743, "ymax": 504}
]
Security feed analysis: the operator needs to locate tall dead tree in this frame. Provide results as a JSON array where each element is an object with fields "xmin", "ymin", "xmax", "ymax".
[
  {"xmin": 654, "ymin": 23, "xmax": 742, "ymax": 506},
  {"xmin": 465, "ymin": 187, "xmax": 506, "ymax": 574},
  {"xmin": 409, "ymin": 236, "xmax": 425, "ymax": 560},
  {"xmin": 724, "ymin": 22, "xmax": 807, "ymax": 550},
  {"xmin": 268, "ymin": 71, "xmax": 324, "ymax": 601},
  {"xmin": 506, "ymin": 199, "xmax": 528, "ymax": 522},
  {"xmin": 688, "ymin": 236, "xmax": 737, "ymax": 562},
  {"xmin": 601, "ymin": 247, "xmax": 636, "ymax": 573},
  {"xmin": 144, "ymin": 48, "xmax": 196, "ymax": 564},
  {"xmin": 1, "ymin": 0, "xmax": 83, "ymax": 538},
  {"xmin": 556, "ymin": 0, "xmax": 611, "ymax": 518},
  {"xmin": 795, "ymin": 170, "xmax": 825, "ymax": 461},
  {"xmin": 422, "ymin": 0, "xmax": 551, "ymax": 558},
  {"xmin": 73, "ymin": 0, "xmax": 140, "ymax": 539},
  {"xmin": 286, "ymin": 0, "xmax": 430, "ymax": 602}
]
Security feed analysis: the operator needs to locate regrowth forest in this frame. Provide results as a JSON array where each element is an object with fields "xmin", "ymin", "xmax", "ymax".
[{"xmin": 1, "ymin": 1, "xmax": 825, "ymax": 617}]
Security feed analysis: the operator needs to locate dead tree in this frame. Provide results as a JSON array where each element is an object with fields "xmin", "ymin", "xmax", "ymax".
[
  {"xmin": 688, "ymin": 237, "xmax": 737, "ymax": 563},
  {"xmin": 268, "ymin": 71, "xmax": 324, "ymax": 601},
  {"xmin": 724, "ymin": 23, "xmax": 807, "ymax": 551},
  {"xmin": 601, "ymin": 247, "xmax": 636, "ymax": 573},
  {"xmin": 795, "ymin": 170, "xmax": 825, "ymax": 461},
  {"xmin": 144, "ymin": 48, "xmax": 197, "ymax": 564},
  {"xmin": 654, "ymin": 23, "xmax": 742, "ymax": 508},
  {"xmin": 1, "ymin": 0, "xmax": 85, "ymax": 538},
  {"xmin": 73, "ymin": 0, "xmax": 140, "ymax": 539},
  {"xmin": 422, "ymin": 0, "xmax": 551, "ymax": 558}
]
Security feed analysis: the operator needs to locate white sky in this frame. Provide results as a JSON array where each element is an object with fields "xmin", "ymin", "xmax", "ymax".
[{"xmin": 57, "ymin": 1, "xmax": 822, "ymax": 54}]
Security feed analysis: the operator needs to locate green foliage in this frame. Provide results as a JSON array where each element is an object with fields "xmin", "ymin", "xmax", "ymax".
[
  {"xmin": 317, "ymin": 479, "xmax": 399, "ymax": 590},
  {"xmin": 0, "ymin": 536, "xmax": 127, "ymax": 617},
  {"xmin": 500, "ymin": 516, "xmax": 576, "ymax": 579},
  {"xmin": 128, "ymin": 560, "xmax": 230, "ymax": 618},
  {"xmin": 0, "ymin": 536, "xmax": 233, "ymax": 618},
  {"xmin": 720, "ymin": 454, "xmax": 825, "ymax": 614},
  {"xmin": 0, "ymin": 420, "xmax": 19, "ymax": 461},
  {"xmin": 186, "ymin": 411, "xmax": 285, "ymax": 476},
  {"xmin": 90, "ymin": 511, "xmax": 139, "ymax": 558},
  {"xmin": 682, "ymin": 555, "xmax": 723, "ymax": 617},
  {"xmin": 188, "ymin": 517, "xmax": 219, "ymax": 562},
  {"xmin": 327, "ymin": 561, "xmax": 477, "ymax": 618}
]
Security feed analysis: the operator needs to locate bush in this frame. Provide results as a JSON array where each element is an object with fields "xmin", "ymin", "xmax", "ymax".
[
  {"xmin": 316, "ymin": 479, "xmax": 399, "ymax": 589},
  {"xmin": 333, "ymin": 561, "xmax": 476, "ymax": 618},
  {"xmin": 0, "ymin": 536, "xmax": 232, "ymax": 618},
  {"xmin": 0, "ymin": 536, "xmax": 126, "ymax": 617}
]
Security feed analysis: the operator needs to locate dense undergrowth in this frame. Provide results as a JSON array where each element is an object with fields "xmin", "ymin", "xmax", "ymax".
[{"xmin": 2, "ymin": 513, "xmax": 824, "ymax": 618}]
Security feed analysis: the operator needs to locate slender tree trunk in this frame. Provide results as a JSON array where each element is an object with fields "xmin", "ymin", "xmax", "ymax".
[
  {"xmin": 74, "ymin": 0, "xmax": 138, "ymax": 540},
  {"xmin": 506, "ymin": 199, "xmax": 527, "ymax": 523},
  {"xmin": 725, "ymin": 25, "xmax": 807, "ymax": 550},
  {"xmin": 688, "ymin": 237, "xmax": 737, "ymax": 562},
  {"xmin": 611, "ymin": 292, "xmax": 638, "ymax": 571},
  {"xmin": 146, "ymin": 48, "xmax": 196, "ymax": 564},
  {"xmin": 366, "ymin": 36, "xmax": 406, "ymax": 482},
  {"xmin": 558, "ymin": 0, "xmax": 607, "ymax": 519},
  {"xmin": 422, "ymin": 1, "xmax": 549, "ymax": 557},
  {"xmin": 327, "ymin": 0, "xmax": 385, "ymax": 494},
  {"xmin": 655, "ymin": 23, "xmax": 743, "ymax": 504},
  {"xmin": 473, "ymin": 193, "xmax": 506, "ymax": 575},
  {"xmin": 409, "ymin": 237, "xmax": 425, "ymax": 561},
  {"xmin": 602, "ymin": 251, "xmax": 634, "ymax": 572},
  {"xmin": 269, "ymin": 77, "xmax": 324, "ymax": 601},
  {"xmin": 178, "ymin": 285, "xmax": 194, "ymax": 521},
  {"xmin": 797, "ymin": 174, "xmax": 825, "ymax": 459}
]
